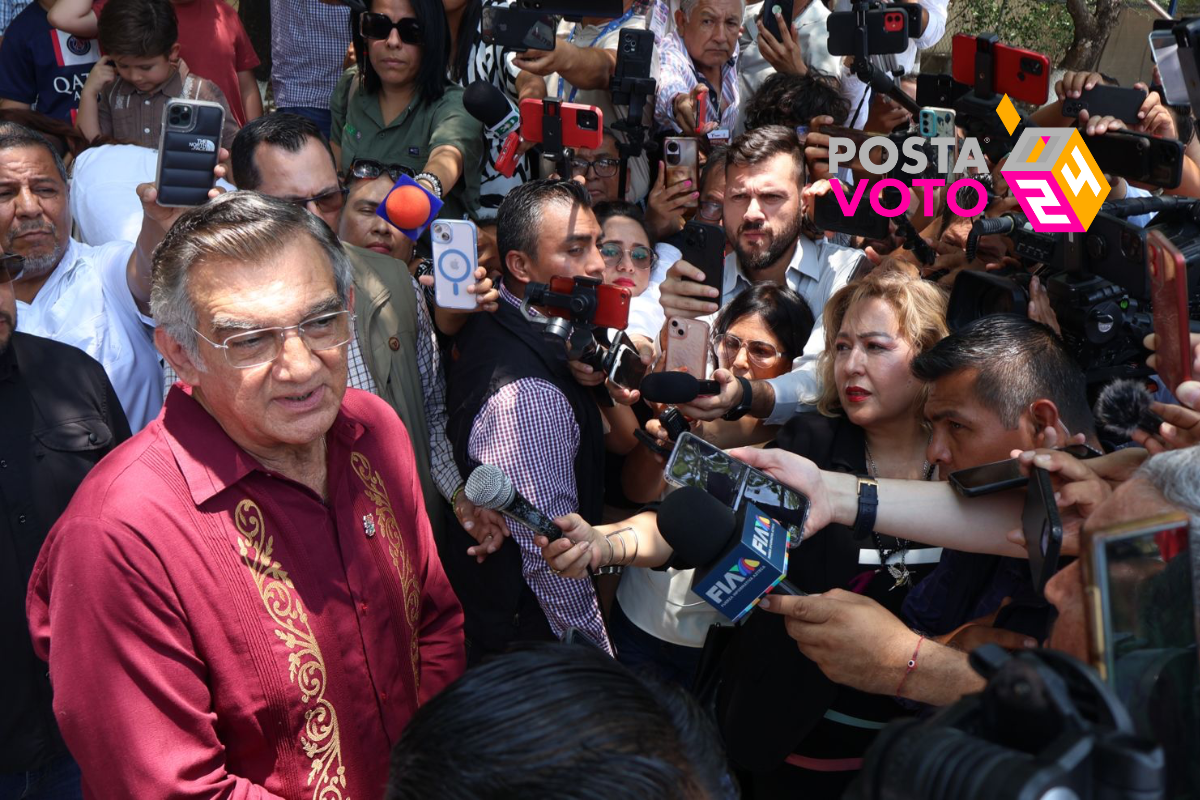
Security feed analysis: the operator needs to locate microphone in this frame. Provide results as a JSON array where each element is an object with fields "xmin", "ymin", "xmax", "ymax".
[
  {"xmin": 465, "ymin": 464, "xmax": 563, "ymax": 541},
  {"xmin": 639, "ymin": 371, "xmax": 721, "ymax": 404},
  {"xmin": 657, "ymin": 487, "xmax": 802, "ymax": 622},
  {"xmin": 1094, "ymin": 378, "xmax": 1164, "ymax": 438},
  {"xmin": 463, "ymin": 80, "xmax": 522, "ymax": 178}
]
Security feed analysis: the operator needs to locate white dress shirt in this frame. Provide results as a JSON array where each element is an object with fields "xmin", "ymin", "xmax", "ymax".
[{"xmin": 16, "ymin": 239, "xmax": 163, "ymax": 431}]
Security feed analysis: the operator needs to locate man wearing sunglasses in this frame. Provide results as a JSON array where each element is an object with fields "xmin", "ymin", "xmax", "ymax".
[
  {"xmin": 27, "ymin": 193, "xmax": 465, "ymax": 799},
  {"xmin": 0, "ymin": 252, "xmax": 130, "ymax": 799},
  {"xmin": 231, "ymin": 113, "xmax": 500, "ymax": 541},
  {"xmin": 0, "ymin": 121, "xmax": 223, "ymax": 431}
]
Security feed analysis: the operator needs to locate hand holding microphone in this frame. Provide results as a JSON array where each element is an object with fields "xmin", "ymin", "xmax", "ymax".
[{"xmin": 463, "ymin": 79, "xmax": 524, "ymax": 177}]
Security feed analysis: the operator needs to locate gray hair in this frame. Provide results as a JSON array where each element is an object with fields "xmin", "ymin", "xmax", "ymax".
[
  {"xmin": 150, "ymin": 191, "xmax": 354, "ymax": 366},
  {"xmin": 1134, "ymin": 446, "xmax": 1200, "ymax": 532},
  {"xmin": 0, "ymin": 122, "xmax": 70, "ymax": 184},
  {"xmin": 680, "ymin": 0, "xmax": 745, "ymax": 20}
]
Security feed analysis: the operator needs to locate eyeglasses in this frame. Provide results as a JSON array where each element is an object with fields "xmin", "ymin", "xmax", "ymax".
[
  {"xmin": 192, "ymin": 310, "xmax": 355, "ymax": 369},
  {"xmin": 360, "ymin": 13, "xmax": 424, "ymax": 44},
  {"xmin": 284, "ymin": 186, "xmax": 348, "ymax": 215},
  {"xmin": 712, "ymin": 332, "xmax": 785, "ymax": 369},
  {"xmin": 697, "ymin": 200, "xmax": 723, "ymax": 222},
  {"xmin": 569, "ymin": 157, "xmax": 620, "ymax": 178},
  {"xmin": 0, "ymin": 253, "xmax": 24, "ymax": 283},
  {"xmin": 347, "ymin": 159, "xmax": 414, "ymax": 183},
  {"xmin": 599, "ymin": 242, "xmax": 656, "ymax": 270}
]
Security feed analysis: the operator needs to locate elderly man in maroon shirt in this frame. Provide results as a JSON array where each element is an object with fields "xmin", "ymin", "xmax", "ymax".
[{"xmin": 27, "ymin": 191, "xmax": 465, "ymax": 799}]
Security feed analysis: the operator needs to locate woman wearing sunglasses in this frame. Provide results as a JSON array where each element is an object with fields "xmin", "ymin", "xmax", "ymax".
[{"xmin": 331, "ymin": 0, "xmax": 482, "ymax": 224}]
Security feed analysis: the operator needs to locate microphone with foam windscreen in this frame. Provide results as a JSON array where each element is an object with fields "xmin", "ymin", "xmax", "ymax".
[
  {"xmin": 465, "ymin": 464, "xmax": 562, "ymax": 541},
  {"xmin": 639, "ymin": 371, "xmax": 722, "ymax": 404},
  {"xmin": 463, "ymin": 80, "xmax": 522, "ymax": 177},
  {"xmin": 657, "ymin": 487, "xmax": 802, "ymax": 622},
  {"xmin": 1094, "ymin": 378, "xmax": 1165, "ymax": 438}
]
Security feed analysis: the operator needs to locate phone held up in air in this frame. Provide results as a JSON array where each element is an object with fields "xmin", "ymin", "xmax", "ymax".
[
  {"xmin": 665, "ymin": 432, "xmax": 811, "ymax": 543},
  {"xmin": 1146, "ymin": 230, "xmax": 1192, "ymax": 394},
  {"xmin": 663, "ymin": 137, "xmax": 700, "ymax": 208},
  {"xmin": 759, "ymin": 0, "xmax": 795, "ymax": 43},
  {"xmin": 605, "ymin": 330, "xmax": 648, "ymax": 391},
  {"xmin": 951, "ymin": 34, "xmax": 1050, "ymax": 106},
  {"xmin": 480, "ymin": 6, "xmax": 558, "ymax": 52},
  {"xmin": 518, "ymin": 98, "xmax": 604, "ymax": 150},
  {"xmin": 663, "ymin": 316, "xmax": 710, "ymax": 378},
  {"xmin": 155, "ymin": 98, "xmax": 223, "ymax": 207},
  {"xmin": 431, "ymin": 220, "xmax": 478, "ymax": 311},
  {"xmin": 678, "ymin": 221, "xmax": 725, "ymax": 295}
]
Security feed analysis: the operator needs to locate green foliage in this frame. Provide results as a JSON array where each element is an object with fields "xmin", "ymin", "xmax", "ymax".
[{"xmin": 951, "ymin": 0, "xmax": 1076, "ymax": 66}]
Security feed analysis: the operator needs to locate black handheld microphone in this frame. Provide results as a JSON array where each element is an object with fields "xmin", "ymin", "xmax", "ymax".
[
  {"xmin": 465, "ymin": 464, "xmax": 562, "ymax": 541},
  {"xmin": 463, "ymin": 80, "xmax": 521, "ymax": 137},
  {"xmin": 639, "ymin": 371, "xmax": 722, "ymax": 404},
  {"xmin": 658, "ymin": 487, "xmax": 802, "ymax": 621}
]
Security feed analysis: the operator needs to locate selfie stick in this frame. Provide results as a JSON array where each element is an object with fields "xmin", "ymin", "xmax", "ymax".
[
  {"xmin": 610, "ymin": 75, "xmax": 657, "ymax": 199},
  {"xmin": 848, "ymin": 0, "xmax": 921, "ymax": 117},
  {"xmin": 540, "ymin": 99, "xmax": 576, "ymax": 182}
]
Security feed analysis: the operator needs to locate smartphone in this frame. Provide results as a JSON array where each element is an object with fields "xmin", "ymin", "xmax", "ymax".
[
  {"xmin": 919, "ymin": 107, "xmax": 957, "ymax": 181},
  {"xmin": 539, "ymin": 275, "xmax": 631, "ymax": 330},
  {"xmin": 664, "ymin": 137, "xmax": 699, "ymax": 208},
  {"xmin": 827, "ymin": 6, "xmax": 909, "ymax": 57},
  {"xmin": 480, "ymin": 6, "xmax": 559, "ymax": 52},
  {"xmin": 812, "ymin": 189, "xmax": 890, "ymax": 240},
  {"xmin": 1147, "ymin": 230, "xmax": 1192, "ymax": 393},
  {"xmin": 1022, "ymin": 467, "xmax": 1064, "ymax": 597},
  {"xmin": 431, "ymin": 220, "xmax": 478, "ymax": 311},
  {"xmin": 664, "ymin": 432, "xmax": 811, "ymax": 543},
  {"xmin": 613, "ymin": 28, "xmax": 654, "ymax": 82},
  {"xmin": 155, "ymin": 98, "xmax": 223, "ymax": 207},
  {"xmin": 1173, "ymin": 17, "xmax": 1200, "ymax": 111},
  {"xmin": 605, "ymin": 330, "xmax": 648, "ymax": 391},
  {"xmin": 1149, "ymin": 29, "xmax": 1190, "ymax": 107},
  {"xmin": 677, "ymin": 221, "xmax": 725, "ymax": 296},
  {"xmin": 759, "ymin": 0, "xmax": 795, "ymax": 42},
  {"xmin": 1081, "ymin": 511, "xmax": 1193, "ymax": 683},
  {"xmin": 951, "ymin": 35, "xmax": 1051, "ymax": 106},
  {"xmin": 664, "ymin": 316, "xmax": 710, "ymax": 377},
  {"xmin": 1061, "ymin": 85, "xmax": 1147, "ymax": 125},
  {"xmin": 1085, "ymin": 129, "xmax": 1184, "ymax": 189},
  {"xmin": 519, "ymin": 98, "xmax": 604, "ymax": 149},
  {"xmin": 948, "ymin": 457, "xmax": 1025, "ymax": 497},
  {"xmin": 916, "ymin": 74, "xmax": 971, "ymax": 109}
]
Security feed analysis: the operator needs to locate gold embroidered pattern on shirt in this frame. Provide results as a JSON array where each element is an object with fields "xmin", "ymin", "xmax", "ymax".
[
  {"xmin": 234, "ymin": 499, "xmax": 349, "ymax": 800},
  {"xmin": 350, "ymin": 452, "xmax": 422, "ymax": 692}
]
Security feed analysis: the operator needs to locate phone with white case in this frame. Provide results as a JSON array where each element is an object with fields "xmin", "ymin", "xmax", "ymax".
[{"xmin": 431, "ymin": 220, "xmax": 478, "ymax": 310}]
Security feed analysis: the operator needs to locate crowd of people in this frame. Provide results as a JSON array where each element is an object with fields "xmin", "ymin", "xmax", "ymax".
[{"xmin": 2, "ymin": 0, "xmax": 1199, "ymax": 797}]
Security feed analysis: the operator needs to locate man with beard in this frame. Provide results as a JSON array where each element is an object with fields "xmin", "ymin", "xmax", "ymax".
[
  {"xmin": 658, "ymin": 124, "xmax": 867, "ymax": 426},
  {"xmin": 0, "ymin": 121, "xmax": 207, "ymax": 430},
  {"xmin": 0, "ymin": 252, "xmax": 130, "ymax": 797}
]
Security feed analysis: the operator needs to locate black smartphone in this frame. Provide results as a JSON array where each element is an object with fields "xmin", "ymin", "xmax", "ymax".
[
  {"xmin": 480, "ymin": 6, "xmax": 559, "ymax": 52},
  {"xmin": 613, "ymin": 28, "xmax": 654, "ymax": 81},
  {"xmin": 155, "ymin": 98, "xmax": 223, "ymax": 207},
  {"xmin": 948, "ymin": 457, "xmax": 1025, "ymax": 498},
  {"xmin": 604, "ymin": 331, "xmax": 648, "ymax": 391},
  {"xmin": 813, "ymin": 191, "xmax": 890, "ymax": 240},
  {"xmin": 1022, "ymin": 467, "xmax": 1064, "ymax": 597},
  {"xmin": 827, "ymin": 5, "xmax": 909, "ymax": 57},
  {"xmin": 1085, "ymin": 129, "xmax": 1184, "ymax": 189},
  {"xmin": 1061, "ymin": 85, "xmax": 1147, "ymax": 125},
  {"xmin": 759, "ymin": 0, "xmax": 795, "ymax": 42},
  {"xmin": 678, "ymin": 221, "xmax": 726, "ymax": 295}
]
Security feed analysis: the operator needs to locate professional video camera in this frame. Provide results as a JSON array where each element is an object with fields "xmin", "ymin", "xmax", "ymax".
[
  {"xmin": 847, "ymin": 645, "xmax": 1167, "ymax": 800},
  {"xmin": 949, "ymin": 197, "xmax": 1200, "ymax": 386},
  {"xmin": 521, "ymin": 275, "xmax": 647, "ymax": 391}
]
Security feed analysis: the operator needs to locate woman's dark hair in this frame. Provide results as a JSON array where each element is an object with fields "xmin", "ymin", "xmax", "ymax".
[
  {"xmin": 386, "ymin": 644, "xmax": 734, "ymax": 800},
  {"xmin": 712, "ymin": 283, "xmax": 814, "ymax": 366},
  {"xmin": 593, "ymin": 200, "xmax": 655, "ymax": 247},
  {"xmin": 742, "ymin": 71, "xmax": 850, "ymax": 131},
  {"xmin": 358, "ymin": 0, "xmax": 450, "ymax": 104},
  {"xmin": 449, "ymin": 2, "xmax": 483, "ymax": 84}
]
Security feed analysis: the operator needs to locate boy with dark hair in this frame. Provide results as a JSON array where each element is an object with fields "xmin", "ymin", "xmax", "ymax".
[{"xmin": 76, "ymin": 0, "xmax": 237, "ymax": 149}]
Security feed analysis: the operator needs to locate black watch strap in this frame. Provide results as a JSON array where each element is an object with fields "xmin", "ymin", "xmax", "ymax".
[
  {"xmin": 722, "ymin": 376, "xmax": 753, "ymax": 421},
  {"xmin": 852, "ymin": 477, "xmax": 879, "ymax": 540}
]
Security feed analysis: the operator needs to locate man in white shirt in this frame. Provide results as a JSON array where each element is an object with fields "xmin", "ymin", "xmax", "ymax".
[
  {"xmin": 657, "ymin": 124, "xmax": 867, "ymax": 426},
  {"xmin": 736, "ymin": 0, "xmax": 843, "ymax": 111},
  {"xmin": 1, "ymin": 122, "xmax": 194, "ymax": 430}
]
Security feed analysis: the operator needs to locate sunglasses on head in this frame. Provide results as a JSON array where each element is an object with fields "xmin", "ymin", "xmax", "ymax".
[
  {"xmin": 0, "ymin": 253, "xmax": 24, "ymax": 284},
  {"xmin": 348, "ymin": 159, "xmax": 415, "ymax": 183},
  {"xmin": 360, "ymin": 13, "xmax": 424, "ymax": 44}
]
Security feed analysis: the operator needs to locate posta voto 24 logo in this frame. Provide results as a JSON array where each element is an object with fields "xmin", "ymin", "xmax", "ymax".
[{"xmin": 824, "ymin": 95, "xmax": 1111, "ymax": 234}]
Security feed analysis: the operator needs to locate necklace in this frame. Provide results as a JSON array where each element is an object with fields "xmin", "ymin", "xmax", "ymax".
[{"xmin": 864, "ymin": 440, "xmax": 933, "ymax": 591}]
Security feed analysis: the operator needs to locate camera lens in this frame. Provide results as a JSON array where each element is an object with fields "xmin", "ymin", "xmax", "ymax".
[{"xmin": 577, "ymin": 110, "xmax": 599, "ymax": 131}]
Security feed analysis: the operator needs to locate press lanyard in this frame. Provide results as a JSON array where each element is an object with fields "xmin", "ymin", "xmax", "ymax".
[{"xmin": 556, "ymin": 6, "xmax": 636, "ymax": 102}]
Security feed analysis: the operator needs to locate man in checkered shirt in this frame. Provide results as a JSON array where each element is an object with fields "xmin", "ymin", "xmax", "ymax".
[{"xmin": 445, "ymin": 179, "xmax": 613, "ymax": 662}]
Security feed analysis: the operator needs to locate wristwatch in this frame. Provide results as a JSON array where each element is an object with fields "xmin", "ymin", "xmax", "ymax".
[
  {"xmin": 852, "ymin": 477, "xmax": 879, "ymax": 539},
  {"xmin": 722, "ymin": 376, "xmax": 753, "ymax": 421}
]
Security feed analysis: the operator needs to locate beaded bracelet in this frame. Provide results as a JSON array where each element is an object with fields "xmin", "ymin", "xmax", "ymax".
[{"xmin": 894, "ymin": 635, "xmax": 925, "ymax": 700}]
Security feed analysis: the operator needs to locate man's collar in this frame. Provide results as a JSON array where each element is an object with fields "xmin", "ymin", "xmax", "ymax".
[
  {"xmin": 161, "ymin": 384, "xmax": 365, "ymax": 506},
  {"xmin": 25, "ymin": 238, "xmax": 82, "ymax": 302}
]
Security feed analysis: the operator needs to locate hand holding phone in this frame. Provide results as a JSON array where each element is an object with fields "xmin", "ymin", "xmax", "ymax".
[
  {"xmin": 155, "ymin": 99, "xmax": 224, "ymax": 207},
  {"xmin": 663, "ymin": 317, "xmax": 710, "ymax": 377},
  {"xmin": 1147, "ymin": 230, "xmax": 1192, "ymax": 393},
  {"xmin": 1022, "ymin": 467, "xmax": 1064, "ymax": 597},
  {"xmin": 432, "ymin": 220, "xmax": 479, "ymax": 310}
]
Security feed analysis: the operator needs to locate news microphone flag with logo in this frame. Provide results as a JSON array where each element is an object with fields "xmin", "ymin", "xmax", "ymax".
[{"xmin": 997, "ymin": 94, "xmax": 1110, "ymax": 233}]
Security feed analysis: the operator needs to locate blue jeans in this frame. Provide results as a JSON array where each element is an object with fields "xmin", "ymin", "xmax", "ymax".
[
  {"xmin": 609, "ymin": 600, "xmax": 703, "ymax": 691},
  {"xmin": 0, "ymin": 754, "xmax": 83, "ymax": 800},
  {"xmin": 276, "ymin": 106, "xmax": 333, "ymax": 139}
]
